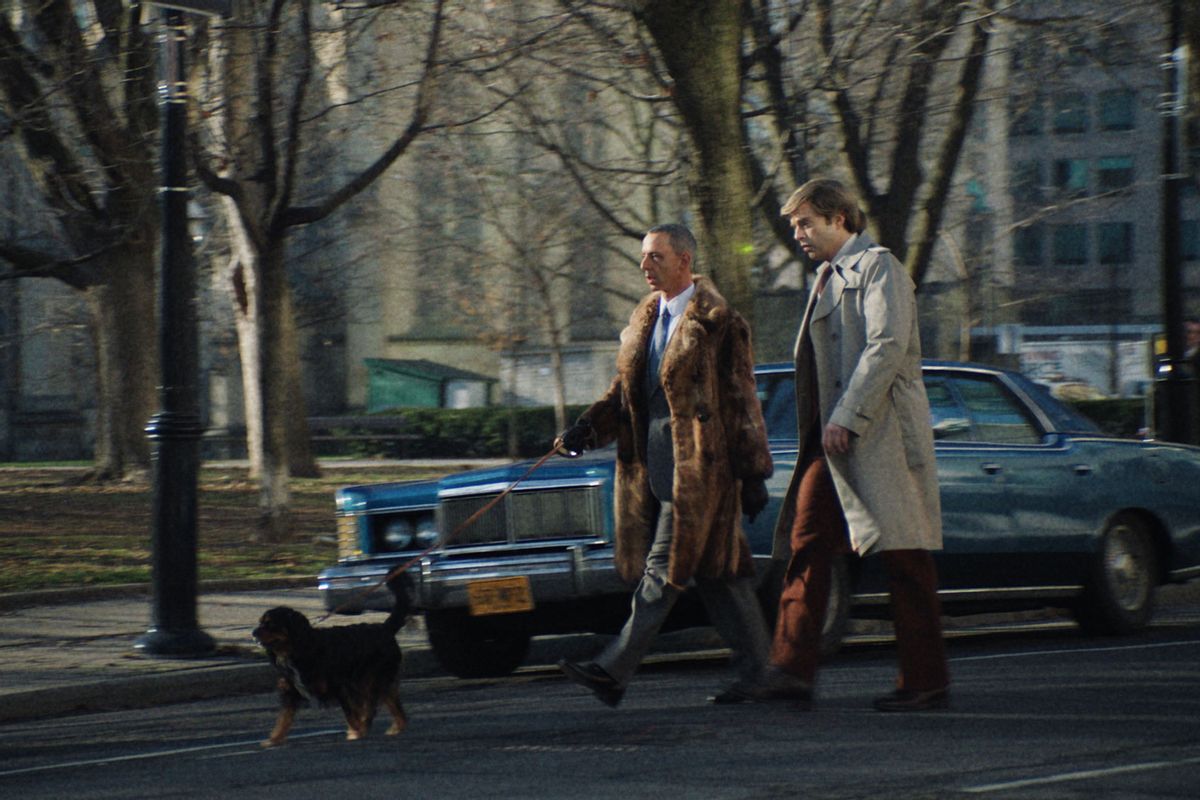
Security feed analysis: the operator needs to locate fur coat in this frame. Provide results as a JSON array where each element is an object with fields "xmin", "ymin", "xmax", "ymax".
[{"xmin": 579, "ymin": 276, "xmax": 774, "ymax": 587}]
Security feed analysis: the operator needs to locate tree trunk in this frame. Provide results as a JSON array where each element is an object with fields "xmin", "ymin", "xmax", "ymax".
[
  {"xmin": 223, "ymin": 197, "xmax": 317, "ymax": 496},
  {"xmin": 550, "ymin": 341, "xmax": 567, "ymax": 434},
  {"xmin": 257, "ymin": 244, "xmax": 293, "ymax": 542},
  {"xmin": 224, "ymin": 204, "xmax": 264, "ymax": 480},
  {"xmin": 279, "ymin": 283, "xmax": 318, "ymax": 479},
  {"xmin": 87, "ymin": 244, "xmax": 157, "ymax": 481},
  {"xmin": 224, "ymin": 209, "xmax": 317, "ymax": 541},
  {"xmin": 638, "ymin": 0, "xmax": 758, "ymax": 322}
]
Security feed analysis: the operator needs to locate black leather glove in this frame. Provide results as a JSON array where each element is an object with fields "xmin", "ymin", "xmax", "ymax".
[
  {"xmin": 741, "ymin": 477, "xmax": 769, "ymax": 523},
  {"xmin": 554, "ymin": 419, "xmax": 592, "ymax": 458}
]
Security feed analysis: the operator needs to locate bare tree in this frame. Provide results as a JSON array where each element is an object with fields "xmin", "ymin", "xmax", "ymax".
[
  {"xmin": 531, "ymin": 1, "xmax": 992, "ymax": 314},
  {"xmin": 190, "ymin": 0, "xmax": 455, "ymax": 541},
  {"xmin": 742, "ymin": 0, "xmax": 996, "ymax": 289},
  {"xmin": 626, "ymin": 0, "xmax": 761, "ymax": 319},
  {"xmin": 0, "ymin": 1, "xmax": 160, "ymax": 480}
]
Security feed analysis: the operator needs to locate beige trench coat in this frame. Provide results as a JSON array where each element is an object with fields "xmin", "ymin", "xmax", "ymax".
[{"xmin": 771, "ymin": 233, "xmax": 941, "ymax": 558}]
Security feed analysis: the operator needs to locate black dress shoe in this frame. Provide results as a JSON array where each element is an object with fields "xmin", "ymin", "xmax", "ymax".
[
  {"xmin": 558, "ymin": 659, "xmax": 625, "ymax": 708},
  {"xmin": 708, "ymin": 668, "xmax": 813, "ymax": 710},
  {"xmin": 872, "ymin": 686, "xmax": 950, "ymax": 712}
]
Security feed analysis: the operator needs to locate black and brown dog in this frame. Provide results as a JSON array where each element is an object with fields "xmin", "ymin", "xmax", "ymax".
[{"xmin": 253, "ymin": 574, "xmax": 412, "ymax": 747}]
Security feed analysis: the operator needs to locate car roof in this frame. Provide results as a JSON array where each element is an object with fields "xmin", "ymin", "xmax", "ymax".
[
  {"xmin": 755, "ymin": 359, "xmax": 1005, "ymax": 375},
  {"xmin": 755, "ymin": 359, "xmax": 1101, "ymax": 435}
]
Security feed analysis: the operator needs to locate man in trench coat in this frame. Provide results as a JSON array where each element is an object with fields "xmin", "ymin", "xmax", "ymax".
[
  {"xmin": 724, "ymin": 179, "xmax": 950, "ymax": 712},
  {"xmin": 552, "ymin": 223, "xmax": 775, "ymax": 707}
]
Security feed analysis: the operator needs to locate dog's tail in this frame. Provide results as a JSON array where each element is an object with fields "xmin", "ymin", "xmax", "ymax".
[{"xmin": 384, "ymin": 572, "xmax": 414, "ymax": 635}]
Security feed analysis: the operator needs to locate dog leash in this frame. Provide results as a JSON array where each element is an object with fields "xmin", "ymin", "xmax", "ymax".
[{"xmin": 313, "ymin": 446, "xmax": 561, "ymax": 624}]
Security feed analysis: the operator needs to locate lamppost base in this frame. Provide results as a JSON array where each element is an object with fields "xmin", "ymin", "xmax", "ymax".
[{"xmin": 134, "ymin": 627, "xmax": 217, "ymax": 658}]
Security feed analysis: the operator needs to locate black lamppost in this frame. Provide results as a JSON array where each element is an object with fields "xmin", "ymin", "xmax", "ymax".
[
  {"xmin": 136, "ymin": 1, "xmax": 230, "ymax": 656},
  {"xmin": 1157, "ymin": 0, "xmax": 1199, "ymax": 445}
]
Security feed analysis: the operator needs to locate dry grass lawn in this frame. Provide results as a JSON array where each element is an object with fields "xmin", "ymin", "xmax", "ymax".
[{"xmin": 0, "ymin": 464, "xmax": 456, "ymax": 593}]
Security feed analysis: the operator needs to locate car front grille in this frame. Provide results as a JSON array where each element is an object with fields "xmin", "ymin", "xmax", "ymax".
[
  {"xmin": 439, "ymin": 484, "xmax": 605, "ymax": 547},
  {"xmin": 337, "ymin": 514, "xmax": 362, "ymax": 558}
]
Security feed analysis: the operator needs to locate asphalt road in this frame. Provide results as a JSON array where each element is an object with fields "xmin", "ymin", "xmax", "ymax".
[{"xmin": 2, "ymin": 621, "xmax": 1198, "ymax": 799}]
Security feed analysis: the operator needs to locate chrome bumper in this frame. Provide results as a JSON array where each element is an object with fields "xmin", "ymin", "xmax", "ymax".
[{"xmin": 317, "ymin": 542, "xmax": 625, "ymax": 614}]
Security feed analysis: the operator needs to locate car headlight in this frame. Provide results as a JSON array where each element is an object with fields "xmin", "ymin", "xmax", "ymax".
[
  {"xmin": 415, "ymin": 513, "xmax": 439, "ymax": 547},
  {"xmin": 383, "ymin": 517, "xmax": 415, "ymax": 549}
]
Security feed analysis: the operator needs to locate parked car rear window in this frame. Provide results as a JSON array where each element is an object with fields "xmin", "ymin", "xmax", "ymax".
[
  {"xmin": 757, "ymin": 372, "xmax": 798, "ymax": 441},
  {"xmin": 1007, "ymin": 372, "xmax": 1103, "ymax": 434}
]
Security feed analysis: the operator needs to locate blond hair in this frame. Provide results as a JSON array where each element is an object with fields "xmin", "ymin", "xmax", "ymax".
[{"xmin": 781, "ymin": 179, "xmax": 867, "ymax": 234}]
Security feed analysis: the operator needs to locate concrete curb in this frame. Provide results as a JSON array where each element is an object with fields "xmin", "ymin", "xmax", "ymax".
[
  {"xmin": 0, "ymin": 577, "xmax": 316, "ymax": 612},
  {"xmin": 0, "ymin": 642, "xmax": 448, "ymax": 725},
  {"xmin": 0, "ymin": 663, "xmax": 276, "ymax": 724}
]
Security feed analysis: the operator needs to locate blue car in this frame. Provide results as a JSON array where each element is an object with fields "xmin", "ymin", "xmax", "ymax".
[{"xmin": 318, "ymin": 361, "xmax": 1200, "ymax": 678}]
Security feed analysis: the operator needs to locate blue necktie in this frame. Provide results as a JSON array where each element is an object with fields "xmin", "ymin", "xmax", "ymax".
[{"xmin": 649, "ymin": 307, "xmax": 671, "ymax": 380}]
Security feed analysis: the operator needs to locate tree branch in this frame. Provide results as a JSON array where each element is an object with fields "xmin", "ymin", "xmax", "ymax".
[
  {"xmin": 905, "ymin": 1, "xmax": 995, "ymax": 287},
  {"xmin": 279, "ymin": 0, "xmax": 446, "ymax": 228},
  {"xmin": 0, "ymin": 240, "xmax": 106, "ymax": 289}
]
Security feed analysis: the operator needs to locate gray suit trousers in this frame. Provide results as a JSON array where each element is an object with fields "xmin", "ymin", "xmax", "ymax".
[{"xmin": 595, "ymin": 501, "xmax": 771, "ymax": 688}]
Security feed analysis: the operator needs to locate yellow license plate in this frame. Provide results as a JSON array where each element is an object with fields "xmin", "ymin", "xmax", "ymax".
[{"xmin": 466, "ymin": 576, "xmax": 534, "ymax": 616}]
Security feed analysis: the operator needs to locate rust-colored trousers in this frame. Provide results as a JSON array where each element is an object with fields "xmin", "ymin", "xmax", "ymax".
[{"xmin": 770, "ymin": 455, "xmax": 949, "ymax": 692}]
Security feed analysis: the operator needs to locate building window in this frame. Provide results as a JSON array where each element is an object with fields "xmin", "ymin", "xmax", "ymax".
[
  {"xmin": 1017, "ymin": 289, "xmax": 1129, "ymax": 327},
  {"xmin": 1056, "ymin": 25, "xmax": 1091, "ymax": 67},
  {"xmin": 1053, "ymin": 159, "xmax": 1088, "ymax": 196},
  {"xmin": 1097, "ymin": 222, "xmax": 1133, "ymax": 264},
  {"xmin": 1096, "ymin": 22, "xmax": 1137, "ymax": 66},
  {"xmin": 1053, "ymin": 92, "xmax": 1088, "ymax": 134},
  {"xmin": 1009, "ymin": 30, "xmax": 1043, "ymax": 73},
  {"xmin": 1183, "ymin": 220, "xmax": 1200, "ymax": 261},
  {"xmin": 1011, "ymin": 160, "xmax": 1044, "ymax": 204},
  {"xmin": 1096, "ymin": 156, "xmax": 1134, "ymax": 191},
  {"xmin": 1010, "ymin": 94, "xmax": 1043, "ymax": 136},
  {"xmin": 1098, "ymin": 89, "xmax": 1136, "ymax": 131},
  {"xmin": 1014, "ymin": 224, "xmax": 1044, "ymax": 266},
  {"xmin": 1052, "ymin": 224, "xmax": 1089, "ymax": 265}
]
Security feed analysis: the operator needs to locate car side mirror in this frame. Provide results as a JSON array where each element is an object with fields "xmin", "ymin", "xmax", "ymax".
[{"xmin": 933, "ymin": 419, "xmax": 971, "ymax": 440}]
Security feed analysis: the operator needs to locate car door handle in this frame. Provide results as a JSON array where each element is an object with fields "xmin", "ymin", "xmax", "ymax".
[
  {"xmin": 1073, "ymin": 464, "xmax": 1093, "ymax": 476},
  {"xmin": 981, "ymin": 463, "xmax": 1002, "ymax": 475}
]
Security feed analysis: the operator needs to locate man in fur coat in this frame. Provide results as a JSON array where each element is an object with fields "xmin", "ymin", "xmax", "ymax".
[{"xmin": 554, "ymin": 223, "xmax": 775, "ymax": 707}]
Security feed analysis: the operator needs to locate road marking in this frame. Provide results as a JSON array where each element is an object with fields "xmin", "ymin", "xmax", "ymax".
[
  {"xmin": 950, "ymin": 638, "xmax": 1200, "ymax": 663},
  {"xmin": 962, "ymin": 754, "xmax": 1200, "ymax": 793},
  {"xmin": 0, "ymin": 728, "xmax": 341, "ymax": 779},
  {"xmin": 497, "ymin": 744, "xmax": 639, "ymax": 753}
]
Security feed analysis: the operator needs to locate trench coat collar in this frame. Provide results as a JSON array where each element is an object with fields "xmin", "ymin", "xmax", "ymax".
[{"xmin": 811, "ymin": 232, "xmax": 875, "ymax": 322}]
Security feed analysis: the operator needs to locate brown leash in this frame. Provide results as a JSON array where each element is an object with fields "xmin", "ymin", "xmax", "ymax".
[{"xmin": 313, "ymin": 446, "xmax": 561, "ymax": 624}]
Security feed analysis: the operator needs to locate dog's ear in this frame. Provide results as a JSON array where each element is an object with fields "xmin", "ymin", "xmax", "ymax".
[{"xmin": 276, "ymin": 607, "xmax": 317, "ymax": 647}]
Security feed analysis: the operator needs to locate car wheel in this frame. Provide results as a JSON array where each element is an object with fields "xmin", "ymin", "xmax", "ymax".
[
  {"xmin": 425, "ymin": 609, "xmax": 531, "ymax": 678},
  {"xmin": 757, "ymin": 555, "xmax": 850, "ymax": 658},
  {"xmin": 1074, "ymin": 512, "xmax": 1158, "ymax": 635}
]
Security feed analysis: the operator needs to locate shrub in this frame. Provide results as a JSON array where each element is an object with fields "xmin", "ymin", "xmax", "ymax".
[
  {"xmin": 309, "ymin": 405, "xmax": 591, "ymax": 459},
  {"xmin": 1067, "ymin": 398, "xmax": 1147, "ymax": 438}
]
